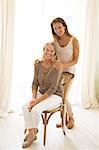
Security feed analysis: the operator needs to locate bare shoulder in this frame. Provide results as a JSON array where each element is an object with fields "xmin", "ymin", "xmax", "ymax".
[
  {"xmin": 73, "ymin": 37, "xmax": 79, "ymax": 45},
  {"xmin": 72, "ymin": 37, "xmax": 79, "ymax": 50}
]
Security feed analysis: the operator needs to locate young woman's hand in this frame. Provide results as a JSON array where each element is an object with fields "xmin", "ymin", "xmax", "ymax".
[
  {"xmin": 53, "ymin": 62, "xmax": 64, "ymax": 70},
  {"xmin": 34, "ymin": 59, "xmax": 40, "ymax": 66}
]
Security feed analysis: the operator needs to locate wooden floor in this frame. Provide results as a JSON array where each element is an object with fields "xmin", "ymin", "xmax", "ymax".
[{"xmin": 0, "ymin": 105, "xmax": 99, "ymax": 150}]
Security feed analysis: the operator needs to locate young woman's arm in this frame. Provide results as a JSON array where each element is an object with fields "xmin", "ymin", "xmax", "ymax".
[
  {"xmin": 53, "ymin": 37, "xmax": 79, "ymax": 70},
  {"xmin": 63, "ymin": 37, "xmax": 79, "ymax": 68}
]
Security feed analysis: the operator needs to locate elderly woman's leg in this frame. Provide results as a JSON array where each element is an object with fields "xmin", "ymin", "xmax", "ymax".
[
  {"xmin": 22, "ymin": 104, "xmax": 39, "ymax": 148},
  {"xmin": 22, "ymin": 93, "xmax": 62, "ymax": 148}
]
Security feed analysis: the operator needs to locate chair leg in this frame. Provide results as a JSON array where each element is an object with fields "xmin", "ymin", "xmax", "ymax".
[
  {"xmin": 43, "ymin": 113, "xmax": 47, "ymax": 146},
  {"xmin": 44, "ymin": 124, "xmax": 47, "ymax": 145},
  {"xmin": 61, "ymin": 109, "xmax": 66, "ymax": 135},
  {"xmin": 42, "ymin": 110, "xmax": 60, "ymax": 145},
  {"xmin": 62, "ymin": 117, "xmax": 66, "ymax": 135}
]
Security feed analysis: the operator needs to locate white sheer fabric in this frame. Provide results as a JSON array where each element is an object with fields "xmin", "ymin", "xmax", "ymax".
[
  {"xmin": 1, "ymin": 0, "xmax": 98, "ymax": 117},
  {"xmin": 10, "ymin": 0, "xmax": 87, "ymax": 112},
  {"xmin": 0, "ymin": 0, "xmax": 15, "ymax": 117},
  {"xmin": 81, "ymin": 0, "xmax": 99, "ymax": 108}
]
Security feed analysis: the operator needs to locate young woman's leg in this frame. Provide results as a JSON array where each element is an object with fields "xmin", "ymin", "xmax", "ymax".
[
  {"xmin": 57, "ymin": 73, "xmax": 74, "ymax": 129},
  {"xmin": 63, "ymin": 78, "xmax": 74, "ymax": 129}
]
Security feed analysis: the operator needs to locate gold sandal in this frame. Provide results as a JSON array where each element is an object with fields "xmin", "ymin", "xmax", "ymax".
[
  {"xmin": 22, "ymin": 134, "xmax": 37, "ymax": 148},
  {"xmin": 67, "ymin": 117, "xmax": 74, "ymax": 129},
  {"xmin": 24, "ymin": 128, "xmax": 38, "ymax": 142},
  {"xmin": 56, "ymin": 116, "xmax": 74, "ymax": 129}
]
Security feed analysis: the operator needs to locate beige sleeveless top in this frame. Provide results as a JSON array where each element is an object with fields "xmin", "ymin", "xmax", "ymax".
[{"xmin": 54, "ymin": 37, "xmax": 75, "ymax": 74}]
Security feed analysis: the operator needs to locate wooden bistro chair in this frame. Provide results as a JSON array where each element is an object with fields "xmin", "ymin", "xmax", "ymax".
[{"xmin": 41, "ymin": 73, "xmax": 72, "ymax": 146}]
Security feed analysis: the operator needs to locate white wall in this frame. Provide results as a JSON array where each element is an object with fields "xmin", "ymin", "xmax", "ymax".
[{"xmin": 95, "ymin": 1, "xmax": 99, "ymax": 100}]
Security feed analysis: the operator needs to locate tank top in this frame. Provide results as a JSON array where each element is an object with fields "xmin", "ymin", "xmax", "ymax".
[{"xmin": 54, "ymin": 37, "xmax": 75, "ymax": 74}]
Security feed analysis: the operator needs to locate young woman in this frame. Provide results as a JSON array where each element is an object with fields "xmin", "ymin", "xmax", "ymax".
[
  {"xmin": 51, "ymin": 17, "xmax": 79, "ymax": 129},
  {"xmin": 22, "ymin": 43, "xmax": 63, "ymax": 148}
]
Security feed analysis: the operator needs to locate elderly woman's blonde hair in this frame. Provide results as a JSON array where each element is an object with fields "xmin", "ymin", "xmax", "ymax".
[{"xmin": 42, "ymin": 42, "xmax": 59, "ymax": 62}]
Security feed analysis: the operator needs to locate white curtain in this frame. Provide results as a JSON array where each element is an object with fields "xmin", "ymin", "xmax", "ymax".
[
  {"xmin": 0, "ymin": 0, "xmax": 15, "ymax": 117},
  {"xmin": 81, "ymin": 0, "xmax": 99, "ymax": 108},
  {"xmin": 10, "ymin": 0, "xmax": 87, "ymax": 112},
  {"xmin": 9, "ymin": 0, "xmax": 99, "ymax": 113}
]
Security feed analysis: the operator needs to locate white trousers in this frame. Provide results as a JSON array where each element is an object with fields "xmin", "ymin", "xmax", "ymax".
[{"xmin": 22, "ymin": 92, "xmax": 62, "ymax": 129}]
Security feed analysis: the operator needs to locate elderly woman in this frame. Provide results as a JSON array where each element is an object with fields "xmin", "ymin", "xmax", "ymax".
[{"xmin": 22, "ymin": 42, "xmax": 63, "ymax": 148}]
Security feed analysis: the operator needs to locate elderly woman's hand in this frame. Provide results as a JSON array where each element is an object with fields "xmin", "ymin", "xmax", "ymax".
[{"xmin": 28, "ymin": 99, "xmax": 37, "ymax": 112}]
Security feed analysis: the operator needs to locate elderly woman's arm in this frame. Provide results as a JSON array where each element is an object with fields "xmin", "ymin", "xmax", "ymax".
[
  {"xmin": 32, "ymin": 62, "xmax": 40, "ymax": 98},
  {"xmin": 28, "ymin": 68, "xmax": 62, "ymax": 111}
]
